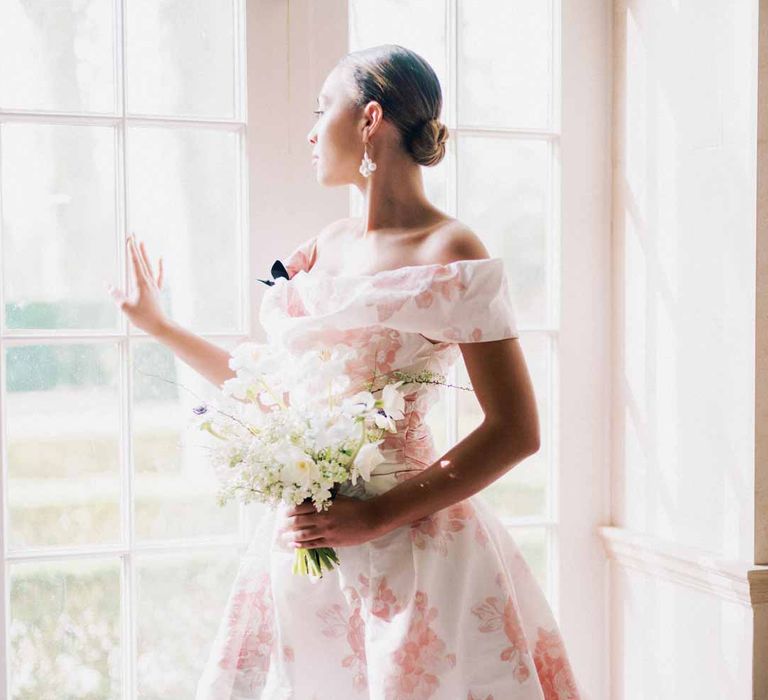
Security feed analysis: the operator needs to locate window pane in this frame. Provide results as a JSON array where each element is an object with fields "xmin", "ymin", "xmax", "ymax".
[
  {"xmin": 457, "ymin": 135, "xmax": 550, "ymax": 326},
  {"xmin": 132, "ymin": 339, "xmax": 239, "ymax": 541},
  {"xmin": 507, "ymin": 525, "xmax": 549, "ymax": 593},
  {"xmin": 126, "ymin": 0, "xmax": 237, "ymax": 118},
  {"xmin": 0, "ymin": 0, "xmax": 116, "ymax": 113},
  {"xmin": 5, "ymin": 342, "xmax": 121, "ymax": 549},
  {"xmin": 136, "ymin": 550, "xmax": 239, "ymax": 697},
  {"xmin": 349, "ymin": 0, "xmax": 448, "ymax": 105},
  {"xmin": 126, "ymin": 126, "xmax": 242, "ymax": 333},
  {"xmin": 458, "ymin": 333, "xmax": 550, "ymax": 519},
  {"xmin": 1, "ymin": 123, "xmax": 118, "ymax": 331},
  {"xmin": 457, "ymin": 0, "xmax": 552, "ymax": 129},
  {"xmin": 9, "ymin": 558, "xmax": 122, "ymax": 698}
]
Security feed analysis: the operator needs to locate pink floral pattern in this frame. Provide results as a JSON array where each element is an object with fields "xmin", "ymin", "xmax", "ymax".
[
  {"xmin": 414, "ymin": 269, "xmax": 469, "ymax": 308},
  {"xmin": 357, "ymin": 573, "xmax": 403, "ymax": 621},
  {"xmin": 533, "ymin": 626, "xmax": 582, "ymax": 700},
  {"xmin": 197, "ymin": 238, "xmax": 583, "ymax": 699},
  {"xmin": 410, "ymin": 500, "xmax": 475, "ymax": 556},
  {"xmin": 471, "ymin": 593, "xmax": 532, "ymax": 683},
  {"xmin": 384, "ymin": 590, "xmax": 457, "ymax": 700},
  {"xmin": 216, "ymin": 572, "xmax": 273, "ymax": 685},
  {"xmin": 317, "ymin": 585, "xmax": 368, "ymax": 692}
]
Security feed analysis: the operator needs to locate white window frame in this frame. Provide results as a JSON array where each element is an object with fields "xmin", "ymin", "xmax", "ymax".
[
  {"xmin": 341, "ymin": 0, "xmax": 611, "ymax": 693},
  {"xmin": 0, "ymin": 0, "xmax": 612, "ymax": 696},
  {"xmin": 0, "ymin": 1, "xmax": 251, "ymax": 697}
]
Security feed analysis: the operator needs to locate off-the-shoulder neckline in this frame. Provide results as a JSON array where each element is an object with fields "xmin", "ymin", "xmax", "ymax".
[{"xmin": 292, "ymin": 255, "xmax": 504, "ymax": 282}]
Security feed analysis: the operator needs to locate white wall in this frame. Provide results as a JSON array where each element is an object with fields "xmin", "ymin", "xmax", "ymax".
[
  {"xmin": 246, "ymin": 0, "xmax": 350, "ymax": 338},
  {"xmin": 608, "ymin": 0, "xmax": 761, "ymax": 697}
]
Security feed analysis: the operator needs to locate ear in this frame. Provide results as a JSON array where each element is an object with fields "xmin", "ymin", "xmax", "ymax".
[{"xmin": 361, "ymin": 100, "xmax": 383, "ymax": 134}]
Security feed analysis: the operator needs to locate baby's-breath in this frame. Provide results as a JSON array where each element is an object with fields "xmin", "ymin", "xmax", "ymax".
[{"xmin": 189, "ymin": 344, "xmax": 469, "ymax": 580}]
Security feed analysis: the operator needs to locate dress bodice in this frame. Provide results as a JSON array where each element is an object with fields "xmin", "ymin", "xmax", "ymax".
[{"xmin": 253, "ymin": 233, "xmax": 521, "ymax": 493}]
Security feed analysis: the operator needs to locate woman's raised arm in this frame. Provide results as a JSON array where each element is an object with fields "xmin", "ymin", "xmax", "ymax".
[{"xmin": 106, "ymin": 234, "xmax": 236, "ymax": 388}]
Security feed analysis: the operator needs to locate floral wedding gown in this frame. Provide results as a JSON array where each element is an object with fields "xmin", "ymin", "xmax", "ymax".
[{"xmin": 195, "ymin": 235, "xmax": 584, "ymax": 700}]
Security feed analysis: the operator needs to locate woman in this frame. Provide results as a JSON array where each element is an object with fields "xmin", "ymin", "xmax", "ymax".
[{"xmin": 109, "ymin": 44, "xmax": 583, "ymax": 700}]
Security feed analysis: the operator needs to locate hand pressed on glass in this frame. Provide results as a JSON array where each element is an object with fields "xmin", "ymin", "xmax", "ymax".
[{"xmin": 106, "ymin": 234, "xmax": 169, "ymax": 336}]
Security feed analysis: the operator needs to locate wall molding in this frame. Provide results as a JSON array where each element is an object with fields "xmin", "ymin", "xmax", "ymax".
[{"xmin": 598, "ymin": 526, "xmax": 768, "ymax": 607}]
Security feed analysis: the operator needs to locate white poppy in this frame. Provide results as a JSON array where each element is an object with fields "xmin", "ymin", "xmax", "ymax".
[
  {"xmin": 312, "ymin": 412, "xmax": 358, "ymax": 450},
  {"xmin": 381, "ymin": 381, "xmax": 406, "ymax": 420},
  {"xmin": 280, "ymin": 444, "xmax": 320, "ymax": 490},
  {"xmin": 341, "ymin": 391, "xmax": 376, "ymax": 416},
  {"xmin": 352, "ymin": 440, "xmax": 387, "ymax": 483},
  {"xmin": 374, "ymin": 411, "xmax": 397, "ymax": 432}
]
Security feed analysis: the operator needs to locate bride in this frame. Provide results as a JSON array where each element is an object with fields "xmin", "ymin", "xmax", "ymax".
[{"xmin": 108, "ymin": 43, "xmax": 582, "ymax": 700}]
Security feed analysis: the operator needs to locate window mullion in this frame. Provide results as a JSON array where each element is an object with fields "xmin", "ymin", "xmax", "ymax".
[{"xmin": 114, "ymin": 0, "xmax": 136, "ymax": 696}]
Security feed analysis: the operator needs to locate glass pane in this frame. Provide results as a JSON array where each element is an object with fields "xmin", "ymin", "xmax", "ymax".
[
  {"xmin": 126, "ymin": 0, "xmax": 237, "ymax": 118},
  {"xmin": 1, "ymin": 123, "xmax": 119, "ymax": 331},
  {"xmin": 457, "ymin": 0, "xmax": 552, "ymax": 129},
  {"xmin": 126, "ymin": 126, "xmax": 241, "ymax": 333},
  {"xmin": 348, "ymin": 0, "xmax": 448, "ymax": 110},
  {"xmin": 132, "ymin": 339, "xmax": 239, "ymax": 541},
  {"xmin": 458, "ymin": 333, "xmax": 550, "ymax": 518},
  {"xmin": 5, "ymin": 342, "xmax": 121, "ymax": 549},
  {"xmin": 9, "ymin": 558, "xmax": 122, "ymax": 698},
  {"xmin": 457, "ymin": 135, "xmax": 550, "ymax": 326},
  {"xmin": 136, "ymin": 549, "xmax": 239, "ymax": 697},
  {"xmin": 508, "ymin": 525, "xmax": 549, "ymax": 593},
  {"xmin": 0, "ymin": 0, "xmax": 116, "ymax": 113}
]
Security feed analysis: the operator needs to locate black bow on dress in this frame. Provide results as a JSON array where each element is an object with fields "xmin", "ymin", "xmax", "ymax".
[{"xmin": 257, "ymin": 259, "xmax": 290, "ymax": 286}]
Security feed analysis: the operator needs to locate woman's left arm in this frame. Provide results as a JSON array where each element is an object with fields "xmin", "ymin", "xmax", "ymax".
[{"xmin": 368, "ymin": 335, "xmax": 540, "ymax": 536}]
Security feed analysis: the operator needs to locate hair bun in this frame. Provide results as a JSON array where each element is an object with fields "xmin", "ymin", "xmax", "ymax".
[{"xmin": 407, "ymin": 117, "xmax": 449, "ymax": 167}]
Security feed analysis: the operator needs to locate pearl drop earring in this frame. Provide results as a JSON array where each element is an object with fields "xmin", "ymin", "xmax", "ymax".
[{"xmin": 359, "ymin": 143, "xmax": 377, "ymax": 177}]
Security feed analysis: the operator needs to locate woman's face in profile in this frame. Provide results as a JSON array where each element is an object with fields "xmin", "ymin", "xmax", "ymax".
[{"xmin": 307, "ymin": 65, "xmax": 368, "ymax": 187}]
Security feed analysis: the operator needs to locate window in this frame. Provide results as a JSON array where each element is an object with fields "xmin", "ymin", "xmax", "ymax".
[
  {"xmin": 0, "ymin": 1, "xmax": 250, "ymax": 696},
  {"xmin": 349, "ymin": 0, "xmax": 561, "ymax": 607},
  {"xmin": 1, "ymin": 0, "xmax": 598, "ymax": 695}
]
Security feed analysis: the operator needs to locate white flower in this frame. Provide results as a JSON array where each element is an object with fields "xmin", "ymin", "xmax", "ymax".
[
  {"xmin": 341, "ymin": 391, "xmax": 375, "ymax": 416},
  {"xmin": 381, "ymin": 381, "xmax": 406, "ymax": 420},
  {"xmin": 280, "ymin": 444, "xmax": 320, "ymax": 491},
  {"xmin": 288, "ymin": 345, "xmax": 354, "ymax": 408},
  {"xmin": 228, "ymin": 341, "xmax": 264, "ymax": 373},
  {"xmin": 221, "ymin": 375, "xmax": 252, "ymax": 401},
  {"xmin": 312, "ymin": 412, "xmax": 358, "ymax": 450},
  {"xmin": 352, "ymin": 440, "xmax": 387, "ymax": 483}
]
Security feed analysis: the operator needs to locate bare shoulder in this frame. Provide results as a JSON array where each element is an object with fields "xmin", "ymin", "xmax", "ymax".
[
  {"xmin": 316, "ymin": 216, "xmax": 360, "ymax": 246},
  {"xmin": 421, "ymin": 219, "xmax": 492, "ymax": 265}
]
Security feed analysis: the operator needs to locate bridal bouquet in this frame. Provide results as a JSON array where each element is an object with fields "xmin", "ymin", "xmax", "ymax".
[{"xmin": 189, "ymin": 341, "xmax": 447, "ymax": 580}]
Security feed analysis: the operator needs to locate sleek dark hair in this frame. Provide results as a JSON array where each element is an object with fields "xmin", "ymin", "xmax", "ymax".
[{"xmin": 339, "ymin": 44, "xmax": 449, "ymax": 167}]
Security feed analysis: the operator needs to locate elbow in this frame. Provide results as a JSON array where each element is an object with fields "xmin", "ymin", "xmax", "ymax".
[
  {"xmin": 524, "ymin": 433, "xmax": 541, "ymax": 457},
  {"xmin": 484, "ymin": 418, "xmax": 540, "ymax": 458}
]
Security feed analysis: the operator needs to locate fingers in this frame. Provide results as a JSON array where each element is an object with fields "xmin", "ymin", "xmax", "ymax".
[
  {"xmin": 105, "ymin": 282, "xmax": 127, "ymax": 308},
  {"xmin": 139, "ymin": 240, "xmax": 157, "ymax": 283},
  {"xmin": 157, "ymin": 256, "xmax": 164, "ymax": 289},
  {"xmin": 279, "ymin": 524, "xmax": 325, "ymax": 547},
  {"xmin": 286, "ymin": 502, "xmax": 318, "ymax": 517},
  {"xmin": 127, "ymin": 235, "xmax": 149, "ymax": 287},
  {"xmin": 287, "ymin": 531, "xmax": 328, "ymax": 547},
  {"xmin": 288, "ymin": 513, "xmax": 319, "ymax": 529}
]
